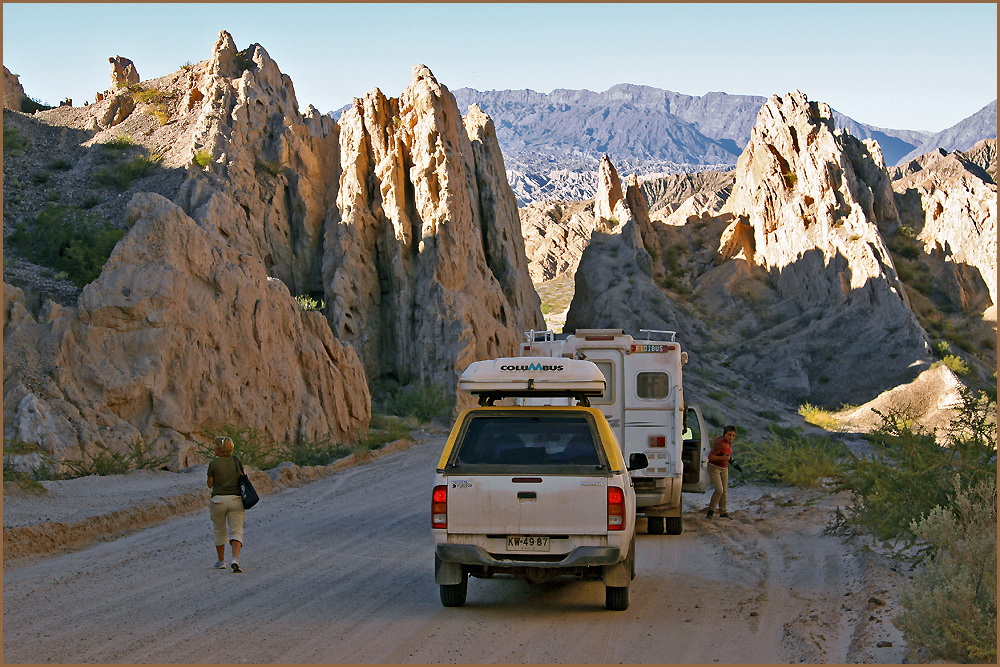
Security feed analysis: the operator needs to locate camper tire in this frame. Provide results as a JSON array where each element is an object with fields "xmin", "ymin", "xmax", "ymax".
[
  {"xmin": 605, "ymin": 585, "xmax": 630, "ymax": 611},
  {"xmin": 647, "ymin": 516, "xmax": 665, "ymax": 535},
  {"xmin": 439, "ymin": 577, "xmax": 468, "ymax": 607},
  {"xmin": 665, "ymin": 516, "xmax": 683, "ymax": 535}
]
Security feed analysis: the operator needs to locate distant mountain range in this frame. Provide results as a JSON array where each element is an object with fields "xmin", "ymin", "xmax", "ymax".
[
  {"xmin": 335, "ymin": 84, "xmax": 996, "ymax": 205},
  {"xmin": 447, "ymin": 85, "xmax": 996, "ymax": 204}
]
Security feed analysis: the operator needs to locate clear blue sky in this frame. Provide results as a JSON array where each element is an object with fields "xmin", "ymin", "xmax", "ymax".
[{"xmin": 3, "ymin": 3, "xmax": 996, "ymax": 132}]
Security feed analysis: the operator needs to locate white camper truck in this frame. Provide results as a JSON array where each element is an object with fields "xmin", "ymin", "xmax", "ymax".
[{"xmin": 519, "ymin": 329, "xmax": 711, "ymax": 535}]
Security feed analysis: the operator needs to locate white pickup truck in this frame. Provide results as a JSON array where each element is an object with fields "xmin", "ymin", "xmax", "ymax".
[{"xmin": 432, "ymin": 357, "xmax": 648, "ymax": 610}]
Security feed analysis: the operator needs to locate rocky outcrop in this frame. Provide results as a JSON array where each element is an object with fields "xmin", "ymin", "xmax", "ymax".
[
  {"xmin": 3, "ymin": 65, "xmax": 26, "ymax": 110},
  {"xmin": 519, "ymin": 200, "xmax": 595, "ymax": 282},
  {"xmin": 714, "ymin": 91, "xmax": 930, "ymax": 400},
  {"xmin": 109, "ymin": 56, "xmax": 140, "ymax": 88},
  {"xmin": 3, "ymin": 193, "xmax": 370, "ymax": 470},
  {"xmin": 327, "ymin": 69, "xmax": 543, "ymax": 394},
  {"xmin": 641, "ymin": 170, "xmax": 735, "ymax": 218},
  {"xmin": 564, "ymin": 156, "xmax": 691, "ymax": 338},
  {"xmin": 891, "ymin": 140, "xmax": 997, "ymax": 309},
  {"xmin": 4, "ymin": 32, "xmax": 544, "ymax": 466}
]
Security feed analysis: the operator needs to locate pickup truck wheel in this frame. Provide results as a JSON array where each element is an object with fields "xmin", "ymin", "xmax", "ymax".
[
  {"xmin": 647, "ymin": 516, "xmax": 665, "ymax": 535},
  {"xmin": 665, "ymin": 516, "xmax": 683, "ymax": 535},
  {"xmin": 605, "ymin": 585, "xmax": 630, "ymax": 611},
  {"xmin": 439, "ymin": 576, "xmax": 468, "ymax": 607}
]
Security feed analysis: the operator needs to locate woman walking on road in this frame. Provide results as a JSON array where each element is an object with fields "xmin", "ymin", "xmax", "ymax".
[
  {"xmin": 706, "ymin": 425, "xmax": 737, "ymax": 518},
  {"xmin": 207, "ymin": 436, "xmax": 245, "ymax": 572}
]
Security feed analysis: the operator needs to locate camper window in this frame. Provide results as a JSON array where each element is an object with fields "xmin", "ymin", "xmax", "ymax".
[{"xmin": 636, "ymin": 371, "xmax": 670, "ymax": 400}]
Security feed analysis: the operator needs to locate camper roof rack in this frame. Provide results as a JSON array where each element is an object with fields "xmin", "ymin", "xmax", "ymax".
[{"xmin": 639, "ymin": 329, "xmax": 677, "ymax": 342}]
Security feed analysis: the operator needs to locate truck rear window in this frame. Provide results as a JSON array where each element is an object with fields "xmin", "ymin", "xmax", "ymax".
[{"xmin": 450, "ymin": 413, "xmax": 607, "ymax": 470}]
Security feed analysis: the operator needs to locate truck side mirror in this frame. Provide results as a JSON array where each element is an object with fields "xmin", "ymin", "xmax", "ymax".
[{"xmin": 627, "ymin": 453, "xmax": 649, "ymax": 471}]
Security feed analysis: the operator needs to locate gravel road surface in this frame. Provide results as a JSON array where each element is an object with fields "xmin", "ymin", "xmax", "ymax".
[{"xmin": 3, "ymin": 436, "xmax": 908, "ymax": 663}]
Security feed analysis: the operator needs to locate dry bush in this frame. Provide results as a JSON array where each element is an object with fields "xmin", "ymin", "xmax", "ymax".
[{"xmin": 895, "ymin": 479, "xmax": 997, "ymax": 663}]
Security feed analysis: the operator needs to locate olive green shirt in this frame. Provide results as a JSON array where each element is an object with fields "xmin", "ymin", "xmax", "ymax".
[{"xmin": 208, "ymin": 456, "xmax": 241, "ymax": 496}]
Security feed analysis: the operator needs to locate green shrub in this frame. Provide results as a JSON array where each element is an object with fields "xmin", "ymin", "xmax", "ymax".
[
  {"xmin": 21, "ymin": 96, "xmax": 52, "ymax": 113},
  {"xmin": 32, "ymin": 170, "xmax": 51, "ymax": 184},
  {"xmin": 895, "ymin": 479, "xmax": 996, "ymax": 663},
  {"xmin": 829, "ymin": 389, "xmax": 997, "ymax": 547},
  {"xmin": 932, "ymin": 340, "xmax": 952, "ymax": 358},
  {"xmin": 738, "ymin": 427, "xmax": 851, "ymax": 487},
  {"xmin": 100, "ymin": 135, "xmax": 135, "ymax": 150},
  {"xmin": 47, "ymin": 158, "xmax": 72, "ymax": 171},
  {"xmin": 61, "ymin": 441, "xmax": 169, "ymax": 478},
  {"xmin": 377, "ymin": 381, "xmax": 452, "ymax": 422},
  {"xmin": 81, "ymin": 194, "xmax": 102, "ymax": 209},
  {"xmin": 132, "ymin": 87, "xmax": 173, "ymax": 106},
  {"xmin": 294, "ymin": 294, "xmax": 324, "ymax": 311},
  {"xmin": 255, "ymin": 158, "xmax": 285, "ymax": 177},
  {"xmin": 193, "ymin": 149, "xmax": 212, "ymax": 167},
  {"xmin": 941, "ymin": 354, "xmax": 971, "ymax": 377},
  {"xmin": 5, "ymin": 203, "xmax": 126, "ymax": 288},
  {"xmin": 196, "ymin": 424, "xmax": 275, "ymax": 469},
  {"xmin": 93, "ymin": 154, "xmax": 160, "ymax": 191},
  {"xmin": 4, "ymin": 125, "xmax": 28, "ymax": 153},
  {"xmin": 782, "ymin": 171, "xmax": 797, "ymax": 188},
  {"xmin": 707, "ymin": 390, "xmax": 730, "ymax": 401},
  {"xmin": 361, "ymin": 413, "xmax": 413, "ymax": 450},
  {"xmin": 798, "ymin": 403, "xmax": 841, "ymax": 430},
  {"xmin": 277, "ymin": 435, "xmax": 354, "ymax": 467}
]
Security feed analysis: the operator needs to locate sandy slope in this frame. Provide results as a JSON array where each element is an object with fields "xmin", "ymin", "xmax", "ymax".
[{"xmin": 2, "ymin": 436, "xmax": 909, "ymax": 664}]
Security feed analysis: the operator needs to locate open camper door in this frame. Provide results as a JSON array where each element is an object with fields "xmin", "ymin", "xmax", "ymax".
[{"xmin": 681, "ymin": 404, "xmax": 710, "ymax": 493}]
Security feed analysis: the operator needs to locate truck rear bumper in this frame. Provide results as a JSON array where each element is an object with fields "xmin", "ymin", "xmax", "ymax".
[{"xmin": 436, "ymin": 544, "xmax": 621, "ymax": 569}]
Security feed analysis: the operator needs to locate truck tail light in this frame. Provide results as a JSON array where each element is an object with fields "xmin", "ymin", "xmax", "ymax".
[
  {"xmin": 432, "ymin": 485, "xmax": 448, "ymax": 529},
  {"xmin": 648, "ymin": 435, "xmax": 666, "ymax": 448},
  {"xmin": 608, "ymin": 486, "xmax": 626, "ymax": 531}
]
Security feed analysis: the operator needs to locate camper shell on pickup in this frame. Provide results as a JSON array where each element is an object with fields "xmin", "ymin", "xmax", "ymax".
[
  {"xmin": 519, "ymin": 329, "xmax": 711, "ymax": 535},
  {"xmin": 432, "ymin": 357, "xmax": 647, "ymax": 611}
]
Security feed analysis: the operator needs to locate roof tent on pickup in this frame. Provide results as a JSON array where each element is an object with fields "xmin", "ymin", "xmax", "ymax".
[{"xmin": 459, "ymin": 357, "xmax": 606, "ymax": 405}]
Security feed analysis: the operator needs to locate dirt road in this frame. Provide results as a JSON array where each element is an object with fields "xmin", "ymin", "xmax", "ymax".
[{"xmin": 3, "ymin": 436, "xmax": 908, "ymax": 663}]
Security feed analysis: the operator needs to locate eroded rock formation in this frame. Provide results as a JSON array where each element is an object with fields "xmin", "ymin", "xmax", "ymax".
[
  {"xmin": 3, "ymin": 194, "xmax": 370, "ymax": 470},
  {"xmin": 715, "ymin": 90, "xmax": 930, "ymax": 399},
  {"xmin": 3, "ymin": 65, "xmax": 26, "ymax": 110},
  {"xmin": 4, "ymin": 32, "xmax": 543, "ymax": 467},
  {"xmin": 519, "ymin": 200, "xmax": 595, "ymax": 282},
  {"xmin": 891, "ymin": 139, "xmax": 997, "ymax": 310},
  {"xmin": 109, "ymin": 56, "xmax": 140, "ymax": 88}
]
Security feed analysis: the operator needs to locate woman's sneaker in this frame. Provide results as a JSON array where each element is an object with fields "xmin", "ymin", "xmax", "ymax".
[
  {"xmin": 719, "ymin": 512, "xmax": 730, "ymax": 518},
  {"xmin": 213, "ymin": 560, "xmax": 227, "ymax": 570},
  {"xmin": 706, "ymin": 510, "xmax": 714, "ymax": 518},
  {"xmin": 231, "ymin": 561, "xmax": 243, "ymax": 573}
]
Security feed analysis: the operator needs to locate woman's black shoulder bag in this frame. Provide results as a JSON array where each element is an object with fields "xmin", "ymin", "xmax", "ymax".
[{"xmin": 233, "ymin": 456, "xmax": 260, "ymax": 509}]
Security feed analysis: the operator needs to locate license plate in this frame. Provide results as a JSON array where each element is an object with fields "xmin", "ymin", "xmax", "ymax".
[{"xmin": 507, "ymin": 536, "xmax": 550, "ymax": 551}]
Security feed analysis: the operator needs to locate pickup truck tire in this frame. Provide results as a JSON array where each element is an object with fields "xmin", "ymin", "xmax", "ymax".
[
  {"xmin": 605, "ymin": 585, "xmax": 630, "ymax": 611},
  {"xmin": 647, "ymin": 516, "xmax": 665, "ymax": 535},
  {"xmin": 665, "ymin": 516, "xmax": 683, "ymax": 535},
  {"xmin": 439, "ymin": 577, "xmax": 468, "ymax": 607}
]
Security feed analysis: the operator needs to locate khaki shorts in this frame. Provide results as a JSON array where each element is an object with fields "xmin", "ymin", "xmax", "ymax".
[{"xmin": 210, "ymin": 495, "xmax": 245, "ymax": 546}]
